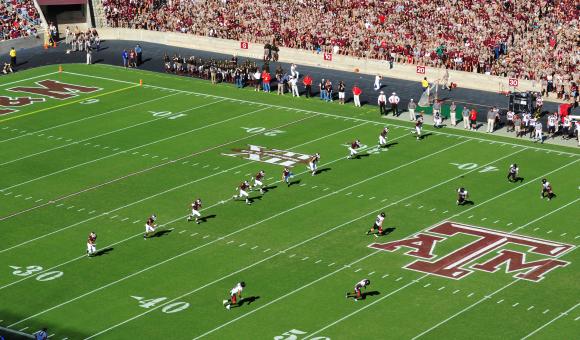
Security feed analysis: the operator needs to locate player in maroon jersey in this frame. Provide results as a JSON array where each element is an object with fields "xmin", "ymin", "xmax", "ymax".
[
  {"xmin": 187, "ymin": 199, "xmax": 202, "ymax": 224},
  {"xmin": 282, "ymin": 167, "xmax": 294, "ymax": 186},
  {"xmin": 233, "ymin": 180, "xmax": 251, "ymax": 204},
  {"xmin": 252, "ymin": 170, "xmax": 266, "ymax": 194},
  {"xmin": 347, "ymin": 139, "xmax": 361, "ymax": 159},
  {"xmin": 87, "ymin": 232, "xmax": 97, "ymax": 257}
]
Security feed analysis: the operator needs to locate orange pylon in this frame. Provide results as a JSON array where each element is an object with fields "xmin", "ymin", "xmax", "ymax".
[
  {"xmin": 139, "ymin": 79, "xmax": 143, "ymax": 86},
  {"xmin": 58, "ymin": 65, "xmax": 63, "ymax": 73}
]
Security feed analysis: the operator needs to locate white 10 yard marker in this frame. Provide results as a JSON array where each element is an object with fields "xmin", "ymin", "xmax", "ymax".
[
  {"xmin": 131, "ymin": 296, "xmax": 190, "ymax": 314},
  {"xmin": 450, "ymin": 163, "xmax": 498, "ymax": 173}
]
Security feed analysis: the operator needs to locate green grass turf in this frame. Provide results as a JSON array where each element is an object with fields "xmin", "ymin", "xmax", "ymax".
[{"xmin": 0, "ymin": 64, "xmax": 578, "ymax": 340}]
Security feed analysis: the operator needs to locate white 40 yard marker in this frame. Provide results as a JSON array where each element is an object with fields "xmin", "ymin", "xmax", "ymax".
[
  {"xmin": 131, "ymin": 295, "xmax": 190, "ymax": 314},
  {"xmin": 9, "ymin": 265, "xmax": 63, "ymax": 281},
  {"xmin": 148, "ymin": 111, "xmax": 187, "ymax": 120},
  {"xmin": 450, "ymin": 163, "xmax": 498, "ymax": 173}
]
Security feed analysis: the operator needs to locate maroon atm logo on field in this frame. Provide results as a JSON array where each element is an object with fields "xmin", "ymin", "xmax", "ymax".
[
  {"xmin": 0, "ymin": 79, "xmax": 101, "ymax": 116},
  {"xmin": 369, "ymin": 222, "xmax": 573, "ymax": 282}
]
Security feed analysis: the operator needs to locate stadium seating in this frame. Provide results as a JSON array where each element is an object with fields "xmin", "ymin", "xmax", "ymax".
[{"xmin": 0, "ymin": 0, "xmax": 41, "ymax": 40}]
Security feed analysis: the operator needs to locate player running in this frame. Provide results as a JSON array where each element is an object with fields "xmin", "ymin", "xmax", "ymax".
[
  {"xmin": 87, "ymin": 232, "xmax": 97, "ymax": 257},
  {"xmin": 541, "ymin": 178, "xmax": 554, "ymax": 200},
  {"xmin": 233, "ymin": 180, "xmax": 252, "ymax": 204},
  {"xmin": 377, "ymin": 126, "xmax": 389, "ymax": 150},
  {"xmin": 456, "ymin": 187, "xmax": 470, "ymax": 205},
  {"xmin": 223, "ymin": 281, "xmax": 246, "ymax": 310},
  {"xmin": 282, "ymin": 167, "xmax": 294, "ymax": 186},
  {"xmin": 414, "ymin": 117, "xmax": 423, "ymax": 140},
  {"xmin": 507, "ymin": 164, "xmax": 521, "ymax": 183},
  {"xmin": 187, "ymin": 198, "xmax": 202, "ymax": 224},
  {"xmin": 366, "ymin": 212, "xmax": 386, "ymax": 237},
  {"xmin": 347, "ymin": 139, "xmax": 361, "ymax": 159},
  {"xmin": 143, "ymin": 215, "xmax": 157, "ymax": 239},
  {"xmin": 308, "ymin": 153, "xmax": 320, "ymax": 176},
  {"xmin": 346, "ymin": 279, "xmax": 370, "ymax": 301},
  {"xmin": 252, "ymin": 170, "xmax": 266, "ymax": 194}
]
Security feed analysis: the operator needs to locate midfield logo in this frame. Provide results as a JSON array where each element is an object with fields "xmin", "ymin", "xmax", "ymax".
[
  {"xmin": 222, "ymin": 145, "xmax": 310, "ymax": 167},
  {"xmin": 369, "ymin": 222, "xmax": 573, "ymax": 282}
]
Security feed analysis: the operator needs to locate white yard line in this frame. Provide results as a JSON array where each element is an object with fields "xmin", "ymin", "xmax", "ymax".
[
  {"xmin": 0, "ymin": 71, "xmax": 59, "ymax": 88},
  {"xmin": 63, "ymin": 70, "xmax": 580, "ymax": 157},
  {"xmin": 0, "ymin": 95, "xmax": 208, "ymax": 166},
  {"xmin": 12, "ymin": 140, "xmax": 468, "ymax": 329},
  {"xmin": 520, "ymin": 303, "xmax": 579, "ymax": 339}
]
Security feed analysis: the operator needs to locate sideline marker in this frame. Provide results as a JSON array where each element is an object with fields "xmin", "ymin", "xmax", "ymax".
[
  {"xmin": 139, "ymin": 79, "xmax": 143, "ymax": 86},
  {"xmin": 58, "ymin": 65, "xmax": 63, "ymax": 73}
]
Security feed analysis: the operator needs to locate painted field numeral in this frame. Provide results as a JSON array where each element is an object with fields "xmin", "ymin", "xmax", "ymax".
[
  {"xmin": 131, "ymin": 296, "xmax": 190, "ymax": 314},
  {"xmin": 10, "ymin": 265, "xmax": 63, "ymax": 281},
  {"xmin": 274, "ymin": 329, "xmax": 330, "ymax": 340}
]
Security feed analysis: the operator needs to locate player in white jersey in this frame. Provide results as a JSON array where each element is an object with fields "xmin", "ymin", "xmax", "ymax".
[
  {"xmin": 187, "ymin": 199, "xmax": 202, "ymax": 224},
  {"xmin": 373, "ymin": 74, "xmax": 382, "ymax": 91},
  {"xmin": 223, "ymin": 281, "xmax": 246, "ymax": 310},
  {"xmin": 541, "ymin": 178, "xmax": 554, "ymax": 200},
  {"xmin": 534, "ymin": 120, "xmax": 543, "ymax": 143},
  {"xmin": 87, "ymin": 232, "xmax": 97, "ymax": 257},
  {"xmin": 547, "ymin": 114, "xmax": 557, "ymax": 138},
  {"xmin": 456, "ymin": 187, "xmax": 470, "ymax": 205},
  {"xmin": 506, "ymin": 110, "xmax": 515, "ymax": 132},
  {"xmin": 378, "ymin": 127, "xmax": 389, "ymax": 150},
  {"xmin": 366, "ymin": 212, "xmax": 386, "ymax": 237},
  {"xmin": 507, "ymin": 164, "xmax": 521, "ymax": 183},
  {"xmin": 346, "ymin": 279, "xmax": 371, "ymax": 301},
  {"xmin": 562, "ymin": 116, "xmax": 572, "ymax": 139},
  {"xmin": 308, "ymin": 153, "xmax": 320, "ymax": 176}
]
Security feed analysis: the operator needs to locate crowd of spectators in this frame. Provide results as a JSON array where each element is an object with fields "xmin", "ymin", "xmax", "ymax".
[
  {"xmin": 0, "ymin": 0, "xmax": 41, "ymax": 40},
  {"xmin": 101, "ymin": 0, "xmax": 579, "ymax": 89}
]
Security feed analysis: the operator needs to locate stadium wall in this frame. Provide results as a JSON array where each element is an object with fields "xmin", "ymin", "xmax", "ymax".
[
  {"xmin": 0, "ymin": 36, "xmax": 45, "ymax": 55},
  {"xmin": 98, "ymin": 28, "xmax": 540, "ymax": 96}
]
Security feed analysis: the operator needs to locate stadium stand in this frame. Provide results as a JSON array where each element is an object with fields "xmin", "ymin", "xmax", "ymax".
[
  {"xmin": 0, "ymin": 0, "xmax": 41, "ymax": 40},
  {"xmin": 97, "ymin": 0, "xmax": 578, "ymax": 96}
]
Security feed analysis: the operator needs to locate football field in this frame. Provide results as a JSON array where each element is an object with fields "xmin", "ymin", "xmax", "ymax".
[{"xmin": 0, "ymin": 64, "xmax": 579, "ymax": 339}]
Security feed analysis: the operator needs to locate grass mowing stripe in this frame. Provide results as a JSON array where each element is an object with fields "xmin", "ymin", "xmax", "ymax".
[
  {"xmin": 0, "ymin": 91, "xmax": 179, "ymax": 144},
  {"xmin": 304, "ymin": 187, "xmax": 579, "ymax": 340},
  {"xmin": 0, "ymin": 106, "xmax": 319, "ymax": 249},
  {"xmin": 10, "ymin": 138, "xmax": 465, "ymax": 330},
  {"xmin": 64, "ymin": 69, "xmax": 580, "ymax": 157},
  {"xmin": 0, "ymin": 84, "xmax": 141, "ymax": 124},
  {"xmin": 0, "ymin": 98, "xmax": 228, "ymax": 194},
  {"xmin": 520, "ymin": 302, "xmax": 580, "ymax": 340},
  {"xmin": 0, "ymin": 121, "xmax": 372, "ymax": 291},
  {"xmin": 408, "ymin": 201, "xmax": 580, "ymax": 340},
  {"xmin": 189, "ymin": 148, "xmax": 527, "ymax": 338}
]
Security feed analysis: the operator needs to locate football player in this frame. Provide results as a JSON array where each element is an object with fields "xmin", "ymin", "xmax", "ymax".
[
  {"xmin": 541, "ymin": 178, "xmax": 554, "ymax": 200},
  {"xmin": 223, "ymin": 281, "xmax": 246, "ymax": 310},
  {"xmin": 346, "ymin": 279, "xmax": 370, "ymax": 301},
  {"xmin": 377, "ymin": 127, "xmax": 389, "ymax": 150},
  {"xmin": 507, "ymin": 164, "xmax": 521, "ymax": 182},
  {"xmin": 87, "ymin": 232, "xmax": 97, "ymax": 257},
  {"xmin": 456, "ymin": 187, "xmax": 469, "ymax": 205},
  {"xmin": 547, "ymin": 113, "xmax": 557, "ymax": 138},
  {"xmin": 414, "ymin": 117, "xmax": 423, "ymax": 140},
  {"xmin": 187, "ymin": 199, "xmax": 202, "ymax": 224},
  {"xmin": 252, "ymin": 170, "xmax": 266, "ymax": 194},
  {"xmin": 366, "ymin": 212, "xmax": 386, "ymax": 237},
  {"xmin": 233, "ymin": 180, "xmax": 251, "ymax": 204},
  {"xmin": 282, "ymin": 167, "xmax": 294, "ymax": 186},
  {"xmin": 143, "ymin": 215, "xmax": 157, "ymax": 239},
  {"xmin": 308, "ymin": 153, "xmax": 320, "ymax": 176},
  {"xmin": 347, "ymin": 139, "xmax": 361, "ymax": 159}
]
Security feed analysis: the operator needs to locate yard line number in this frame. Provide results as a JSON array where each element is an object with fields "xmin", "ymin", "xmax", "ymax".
[
  {"xmin": 242, "ymin": 127, "xmax": 285, "ymax": 136},
  {"xmin": 9, "ymin": 265, "xmax": 63, "ymax": 281},
  {"xmin": 131, "ymin": 295, "xmax": 190, "ymax": 314},
  {"xmin": 148, "ymin": 111, "xmax": 187, "ymax": 120},
  {"xmin": 274, "ymin": 329, "xmax": 330, "ymax": 340},
  {"xmin": 450, "ymin": 162, "xmax": 498, "ymax": 173}
]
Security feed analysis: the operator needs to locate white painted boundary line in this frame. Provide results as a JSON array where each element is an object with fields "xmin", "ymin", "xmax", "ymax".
[
  {"xmin": 0, "ymin": 121, "xmax": 371, "ymax": 290},
  {"xmin": 521, "ymin": 303, "xmax": 579, "ymax": 340},
  {"xmin": 0, "ymin": 71, "xmax": 60, "ymax": 88},
  {"xmin": 0, "ymin": 95, "xmax": 220, "ymax": 166},
  {"xmin": 0, "ymin": 99, "xmax": 232, "ymax": 192},
  {"xmin": 83, "ymin": 145, "xmax": 544, "ymax": 338},
  {"xmin": 306, "ymin": 195, "xmax": 579, "ymax": 340},
  {"xmin": 11, "ymin": 140, "xmax": 469, "ymax": 331},
  {"xmin": 0, "ymin": 92, "xmax": 179, "ymax": 144},
  {"xmin": 63, "ymin": 70, "xmax": 580, "ymax": 157}
]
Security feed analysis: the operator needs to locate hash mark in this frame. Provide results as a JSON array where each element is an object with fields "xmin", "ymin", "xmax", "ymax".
[
  {"xmin": 543, "ymin": 309, "xmax": 550, "ymax": 314},
  {"xmin": 299, "ymin": 183, "xmax": 306, "ymax": 186},
  {"xmin": 357, "ymin": 194, "xmax": 364, "ymax": 198},
  {"xmin": 560, "ymin": 233, "xmax": 567, "ymax": 236},
  {"xmin": 442, "ymin": 210, "xmax": 449, "ymax": 214},
  {"xmin": 494, "ymin": 220, "xmax": 500, "ymax": 224},
  {"xmin": 289, "ymin": 254, "xmax": 296, "ymax": 258},
  {"xmin": 574, "ymin": 316, "xmax": 580, "ymax": 321},
  {"xmin": 453, "ymin": 290, "xmax": 460, "ymax": 294},
  {"xmin": 438, "ymin": 286, "xmax": 445, "ymax": 291},
  {"xmin": 323, "ymin": 188, "xmax": 330, "ymax": 191},
  {"xmin": 133, "ymin": 220, "xmax": 140, "ymax": 224},
  {"xmin": 507, "ymin": 222, "xmax": 513, "ymax": 226},
  {"xmin": 179, "ymin": 230, "xmax": 186, "ymax": 234},
  {"xmin": 368, "ymin": 271, "xmax": 375, "ymax": 275},
  {"xmin": 327, "ymin": 262, "xmax": 335, "ymax": 266},
  {"xmin": 369, "ymin": 197, "xmax": 376, "ymax": 200},
  {"xmin": 547, "ymin": 230, "xmax": 553, "ymax": 234},
  {"xmin": 14, "ymin": 194, "xmax": 21, "ymax": 198},
  {"xmin": 213, "ymin": 167, "xmax": 220, "ymax": 170},
  {"xmin": 382, "ymin": 274, "xmax": 390, "ymax": 278},
  {"xmin": 203, "ymin": 235, "xmax": 210, "ymax": 239},
  {"xmin": 423, "ymin": 283, "xmax": 431, "ymax": 288},
  {"xmin": 381, "ymin": 198, "xmax": 388, "ymax": 202},
  {"xmin": 238, "ymin": 243, "xmax": 246, "ymax": 247},
  {"xmin": 512, "ymin": 303, "xmax": 519, "ymax": 307},
  {"xmin": 121, "ymin": 218, "xmax": 129, "ymax": 221},
  {"xmin": 202, "ymin": 164, "xmax": 210, "ymax": 168},
  {"xmin": 182, "ymin": 161, "xmax": 189, "ymax": 164},
  {"xmin": 263, "ymin": 248, "xmax": 271, "ymax": 252},
  {"xmin": 527, "ymin": 306, "xmax": 535, "ymax": 311},
  {"xmin": 481, "ymin": 217, "xmax": 487, "ymax": 221},
  {"xmin": 251, "ymin": 246, "xmax": 258, "ymax": 250},
  {"xmin": 311, "ymin": 186, "xmax": 318, "ymax": 189},
  {"xmin": 302, "ymin": 257, "xmax": 309, "ymax": 261},
  {"xmin": 417, "ymin": 205, "xmax": 423, "ymax": 209},
  {"xmin": 132, "ymin": 152, "xmax": 139, "ymax": 155},
  {"xmin": 429, "ymin": 208, "xmax": 436, "ymax": 211},
  {"xmin": 534, "ymin": 228, "xmax": 540, "ymax": 231},
  {"xmin": 354, "ymin": 268, "xmax": 362, "ymax": 272},
  {"xmin": 109, "ymin": 215, "xmax": 118, "ymax": 219},
  {"xmin": 467, "ymin": 215, "xmax": 474, "ymax": 219},
  {"xmin": 25, "ymin": 196, "xmax": 32, "ymax": 200},
  {"xmin": 576, "ymin": 236, "xmax": 580, "ymax": 239},
  {"xmin": 497, "ymin": 299, "xmax": 504, "ymax": 304},
  {"xmin": 315, "ymin": 260, "xmax": 322, "ymax": 264},
  {"xmin": 396, "ymin": 277, "xmax": 403, "ymax": 282},
  {"xmin": 234, "ymin": 171, "xmax": 241, "ymax": 174},
  {"xmin": 345, "ymin": 192, "xmax": 352, "ymax": 196},
  {"xmin": 18, "ymin": 327, "xmax": 28, "ymax": 332},
  {"xmin": 67, "ymin": 206, "xmax": 75, "ymax": 210},
  {"xmin": 56, "ymin": 203, "xmax": 64, "ymax": 207},
  {"xmin": 77, "ymin": 208, "xmax": 85, "ymax": 212},
  {"xmin": 405, "ymin": 203, "xmax": 411, "ymax": 207},
  {"xmin": 227, "ymin": 240, "xmax": 234, "ymax": 244},
  {"xmin": 467, "ymin": 293, "xmax": 474, "ymax": 298}
]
